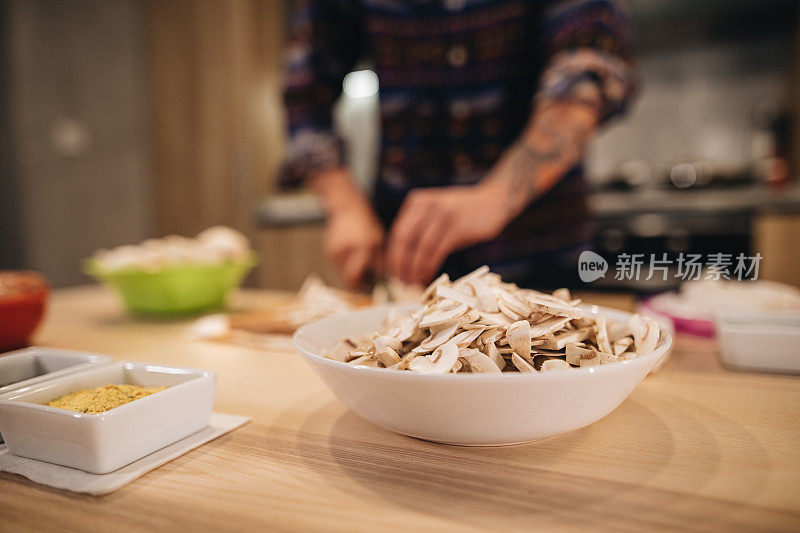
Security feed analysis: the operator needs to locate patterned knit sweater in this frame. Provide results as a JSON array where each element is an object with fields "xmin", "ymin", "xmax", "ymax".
[{"xmin": 280, "ymin": 0, "xmax": 636, "ymax": 285}]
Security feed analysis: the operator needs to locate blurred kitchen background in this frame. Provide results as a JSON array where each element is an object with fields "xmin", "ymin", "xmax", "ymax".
[{"xmin": 1, "ymin": 0, "xmax": 798, "ymax": 291}]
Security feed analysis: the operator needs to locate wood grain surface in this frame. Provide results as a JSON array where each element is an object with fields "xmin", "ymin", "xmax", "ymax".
[{"xmin": 1, "ymin": 287, "xmax": 799, "ymax": 532}]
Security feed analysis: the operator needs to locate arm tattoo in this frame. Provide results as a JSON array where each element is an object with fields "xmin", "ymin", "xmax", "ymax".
[
  {"xmin": 500, "ymin": 118, "xmax": 589, "ymax": 215},
  {"xmin": 508, "ymin": 131, "xmax": 567, "ymax": 207},
  {"xmin": 481, "ymin": 102, "xmax": 598, "ymax": 222}
]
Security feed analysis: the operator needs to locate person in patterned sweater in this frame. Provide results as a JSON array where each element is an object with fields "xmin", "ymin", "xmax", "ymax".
[{"xmin": 280, "ymin": 0, "xmax": 637, "ymax": 289}]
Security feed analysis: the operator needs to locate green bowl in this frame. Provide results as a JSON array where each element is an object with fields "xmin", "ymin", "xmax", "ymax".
[{"xmin": 85, "ymin": 254, "xmax": 256, "ymax": 316}]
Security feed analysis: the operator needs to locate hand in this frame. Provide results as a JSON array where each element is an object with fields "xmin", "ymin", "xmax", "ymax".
[
  {"xmin": 385, "ymin": 182, "xmax": 509, "ymax": 285},
  {"xmin": 324, "ymin": 202, "xmax": 385, "ymax": 289},
  {"xmin": 310, "ymin": 168, "xmax": 383, "ymax": 289},
  {"xmin": 311, "ymin": 168, "xmax": 385, "ymax": 289}
]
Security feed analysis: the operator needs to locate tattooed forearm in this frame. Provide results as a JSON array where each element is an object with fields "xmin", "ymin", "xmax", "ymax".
[
  {"xmin": 507, "ymin": 129, "xmax": 568, "ymax": 211},
  {"xmin": 484, "ymin": 101, "xmax": 599, "ymax": 218}
]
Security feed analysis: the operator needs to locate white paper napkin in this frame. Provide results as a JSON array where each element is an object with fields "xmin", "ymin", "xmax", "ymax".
[{"xmin": 0, "ymin": 412, "xmax": 249, "ymax": 495}]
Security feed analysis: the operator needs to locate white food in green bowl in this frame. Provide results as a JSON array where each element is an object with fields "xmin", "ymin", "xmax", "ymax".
[{"xmin": 86, "ymin": 226, "xmax": 255, "ymax": 315}]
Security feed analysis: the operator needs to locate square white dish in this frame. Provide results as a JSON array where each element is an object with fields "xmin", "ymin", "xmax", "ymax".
[
  {"xmin": 0, "ymin": 361, "xmax": 216, "ymax": 474},
  {"xmin": 0, "ymin": 347, "xmax": 112, "ymax": 396},
  {"xmin": 716, "ymin": 312, "xmax": 800, "ymax": 374}
]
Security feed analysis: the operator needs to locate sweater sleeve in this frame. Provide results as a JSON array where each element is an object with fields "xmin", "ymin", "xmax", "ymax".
[
  {"xmin": 536, "ymin": 0, "xmax": 637, "ymax": 123},
  {"xmin": 279, "ymin": 0, "xmax": 363, "ymax": 188}
]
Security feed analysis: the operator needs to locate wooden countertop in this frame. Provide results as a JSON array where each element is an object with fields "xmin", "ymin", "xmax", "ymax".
[{"xmin": 1, "ymin": 287, "xmax": 799, "ymax": 531}]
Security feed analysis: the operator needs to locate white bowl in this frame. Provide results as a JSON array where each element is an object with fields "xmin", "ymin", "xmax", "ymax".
[
  {"xmin": 0, "ymin": 361, "xmax": 215, "ymax": 473},
  {"xmin": 294, "ymin": 304, "xmax": 672, "ymax": 446}
]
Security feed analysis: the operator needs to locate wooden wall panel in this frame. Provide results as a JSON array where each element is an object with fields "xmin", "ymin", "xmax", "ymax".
[
  {"xmin": 753, "ymin": 213, "xmax": 800, "ymax": 288},
  {"xmin": 147, "ymin": 0, "xmax": 249, "ymax": 234},
  {"xmin": 145, "ymin": 0, "xmax": 335, "ymax": 290}
]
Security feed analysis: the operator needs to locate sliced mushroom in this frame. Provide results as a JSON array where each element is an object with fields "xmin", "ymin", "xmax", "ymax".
[
  {"xmin": 541, "ymin": 359, "xmax": 571, "ymax": 372},
  {"xmin": 478, "ymin": 312, "xmax": 514, "ymax": 327},
  {"xmin": 373, "ymin": 335, "xmax": 402, "ymax": 353},
  {"xmin": 390, "ymin": 352, "xmax": 417, "ymax": 370},
  {"xmin": 412, "ymin": 322, "xmax": 459, "ymax": 354},
  {"xmin": 375, "ymin": 346, "xmax": 401, "ymax": 367},
  {"xmin": 551, "ymin": 288, "xmax": 571, "ymax": 302},
  {"xmin": 579, "ymin": 351, "xmax": 600, "ymax": 368},
  {"xmin": 453, "ymin": 265, "xmax": 490, "ymax": 288},
  {"xmin": 594, "ymin": 315, "xmax": 613, "ymax": 354},
  {"xmin": 532, "ymin": 347, "xmax": 569, "ymax": 357},
  {"xmin": 345, "ymin": 350, "xmax": 372, "ymax": 362},
  {"xmin": 499, "ymin": 292, "xmax": 531, "ymax": 317},
  {"xmin": 450, "ymin": 327, "xmax": 485, "ymax": 347},
  {"xmin": 458, "ymin": 309, "xmax": 482, "ymax": 327},
  {"xmin": 349, "ymin": 354, "xmax": 377, "ymax": 366},
  {"xmin": 592, "ymin": 347, "xmax": 619, "ymax": 364},
  {"xmin": 573, "ymin": 317, "xmax": 595, "ymax": 328},
  {"xmin": 431, "ymin": 340, "xmax": 460, "ymax": 373},
  {"xmin": 528, "ymin": 295, "xmax": 583, "ymax": 319},
  {"xmin": 332, "ymin": 266, "xmax": 647, "ymax": 373},
  {"xmin": 328, "ymin": 339, "xmax": 355, "ymax": 362},
  {"xmin": 484, "ymin": 341, "xmax": 506, "ymax": 370},
  {"xmin": 511, "ymin": 353, "xmax": 536, "ymax": 372},
  {"xmin": 506, "ymin": 320, "xmax": 531, "ymax": 361},
  {"xmin": 469, "ymin": 278, "xmax": 499, "ymax": 313},
  {"xmin": 640, "ymin": 317, "xmax": 660, "ymax": 356},
  {"xmin": 497, "ymin": 300, "xmax": 524, "ymax": 321},
  {"xmin": 419, "ymin": 301, "xmax": 468, "ymax": 328},
  {"xmin": 407, "ymin": 328, "xmax": 427, "ymax": 345},
  {"xmin": 539, "ymin": 326, "xmax": 592, "ymax": 350},
  {"xmin": 565, "ymin": 344, "xmax": 593, "ymax": 365},
  {"xmin": 612, "ymin": 336, "xmax": 633, "ymax": 356},
  {"xmin": 481, "ymin": 327, "xmax": 505, "ymax": 344},
  {"xmin": 459, "ymin": 348, "xmax": 502, "ymax": 373},
  {"xmin": 629, "ymin": 313, "xmax": 645, "ymax": 353},
  {"xmin": 421, "ymin": 272, "xmax": 451, "ymax": 302},
  {"xmin": 387, "ymin": 314, "xmax": 421, "ymax": 342},
  {"xmin": 436, "ymin": 285, "xmax": 478, "ymax": 308},
  {"xmin": 607, "ymin": 321, "xmax": 632, "ymax": 342},
  {"xmin": 529, "ymin": 317, "xmax": 571, "ymax": 338}
]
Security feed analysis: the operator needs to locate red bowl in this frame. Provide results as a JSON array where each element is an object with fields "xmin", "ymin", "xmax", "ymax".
[{"xmin": 0, "ymin": 274, "xmax": 49, "ymax": 353}]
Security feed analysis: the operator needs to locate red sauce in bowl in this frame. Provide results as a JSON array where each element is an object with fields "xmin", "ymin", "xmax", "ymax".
[{"xmin": 0, "ymin": 271, "xmax": 49, "ymax": 352}]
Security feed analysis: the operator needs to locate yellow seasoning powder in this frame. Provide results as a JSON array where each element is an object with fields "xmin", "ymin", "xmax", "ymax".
[{"xmin": 45, "ymin": 384, "xmax": 166, "ymax": 414}]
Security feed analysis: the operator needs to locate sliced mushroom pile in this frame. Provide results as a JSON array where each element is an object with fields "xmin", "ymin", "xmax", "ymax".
[{"xmin": 325, "ymin": 266, "xmax": 661, "ymax": 374}]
